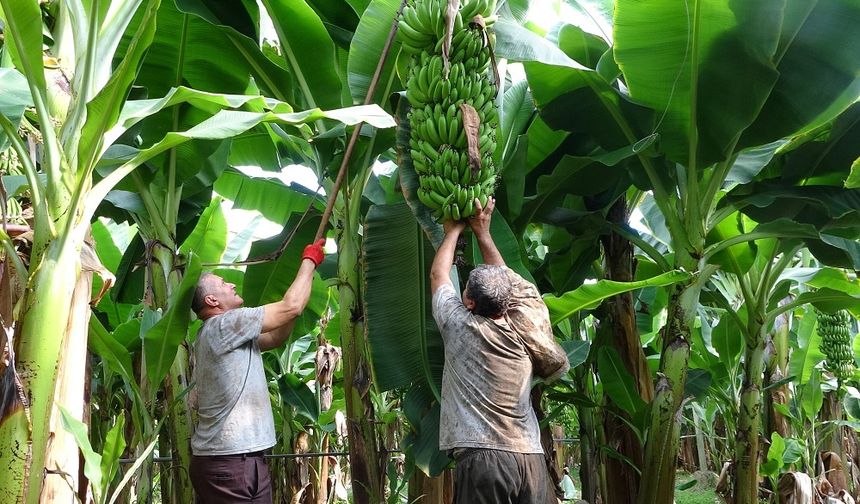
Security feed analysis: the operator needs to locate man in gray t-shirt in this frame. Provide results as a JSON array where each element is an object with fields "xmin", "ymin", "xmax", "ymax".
[
  {"xmin": 188, "ymin": 239, "xmax": 326, "ymax": 503},
  {"xmin": 430, "ymin": 197, "xmax": 569, "ymax": 504}
]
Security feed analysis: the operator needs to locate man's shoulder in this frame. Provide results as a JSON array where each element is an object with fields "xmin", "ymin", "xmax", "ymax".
[{"xmin": 208, "ymin": 306, "xmax": 263, "ymax": 322}]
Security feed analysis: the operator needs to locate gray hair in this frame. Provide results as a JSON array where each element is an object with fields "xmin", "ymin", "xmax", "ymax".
[
  {"xmin": 191, "ymin": 272, "xmax": 216, "ymax": 315},
  {"xmin": 465, "ymin": 265, "xmax": 512, "ymax": 317}
]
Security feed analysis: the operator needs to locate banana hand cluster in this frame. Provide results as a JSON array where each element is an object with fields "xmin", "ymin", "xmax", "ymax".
[
  {"xmin": 399, "ymin": 0, "xmax": 499, "ymax": 220},
  {"xmin": 817, "ymin": 308, "xmax": 856, "ymax": 380}
]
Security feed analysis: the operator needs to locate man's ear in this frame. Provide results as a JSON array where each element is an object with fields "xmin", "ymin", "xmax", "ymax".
[
  {"xmin": 463, "ymin": 297, "xmax": 476, "ymax": 311},
  {"xmin": 204, "ymin": 294, "xmax": 218, "ymax": 307}
]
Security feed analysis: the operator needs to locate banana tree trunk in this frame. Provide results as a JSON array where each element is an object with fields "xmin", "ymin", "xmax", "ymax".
[
  {"xmin": 408, "ymin": 469, "xmax": 454, "ymax": 503},
  {"xmin": 0, "ymin": 240, "xmax": 80, "ymax": 504},
  {"xmin": 337, "ymin": 224, "xmax": 384, "ymax": 504},
  {"xmin": 42, "ymin": 261, "xmax": 93, "ymax": 503},
  {"xmin": 638, "ymin": 288, "xmax": 693, "ymax": 504},
  {"xmin": 600, "ymin": 197, "xmax": 653, "ymax": 504},
  {"xmin": 140, "ymin": 243, "xmax": 193, "ymax": 504},
  {"xmin": 733, "ymin": 323, "xmax": 766, "ymax": 504},
  {"xmin": 166, "ymin": 346, "xmax": 194, "ymax": 503},
  {"xmin": 574, "ymin": 365, "xmax": 602, "ymax": 504}
]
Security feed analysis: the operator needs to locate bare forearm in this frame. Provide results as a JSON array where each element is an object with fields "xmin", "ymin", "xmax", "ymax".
[
  {"xmin": 259, "ymin": 318, "xmax": 297, "ymax": 351},
  {"xmin": 283, "ymin": 259, "xmax": 316, "ymax": 310},
  {"xmin": 261, "ymin": 259, "xmax": 317, "ymax": 334},
  {"xmin": 430, "ymin": 231, "xmax": 461, "ymax": 292},
  {"xmin": 475, "ymin": 232, "xmax": 505, "ymax": 266}
]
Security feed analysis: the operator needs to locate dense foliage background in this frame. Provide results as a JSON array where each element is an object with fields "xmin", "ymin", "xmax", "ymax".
[{"xmin": 0, "ymin": 0, "xmax": 859, "ymax": 503}]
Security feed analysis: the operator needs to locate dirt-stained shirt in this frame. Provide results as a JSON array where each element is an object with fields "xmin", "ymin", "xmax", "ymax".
[
  {"xmin": 432, "ymin": 267, "xmax": 569, "ymax": 453},
  {"xmin": 191, "ymin": 306, "xmax": 275, "ymax": 456}
]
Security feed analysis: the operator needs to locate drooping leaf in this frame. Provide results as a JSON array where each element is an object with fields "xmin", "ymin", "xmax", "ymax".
[
  {"xmin": 347, "ymin": 0, "xmax": 401, "ymax": 104},
  {"xmin": 261, "ymin": 0, "xmax": 342, "ymax": 110},
  {"xmin": 792, "ymin": 289, "xmax": 860, "ymax": 318},
  {"xmin": 364, "ymin": 203, "xmax": 444, "ymax": 393},
  {"xmin": 276, "ymin": 372, "xmax": 319, "ymax": 422},
  {"xmin": 0, "ymin": 68, "xmax": 33, "ymax": 150},
  {"xmin": 597, "ymin": 346, "xmax": 645, "ymax": 416},
  {"xmin": 787, "ymin": 307, "xmax": 824, "ymax": 385},
  {"xmin": 545, "ymin": 270, "xmax": 691, "ymax": 325},
  {"xmin": 178, "ymin": 196, "xmax": 228, "ymax": 264},
  {"xmin": 615, "ymin": 0, "xmax": 783, "ymax": 166},
  {"xmin": 739, "ymin": 0, "xmax": 860, "ymax": 150},
  {"xmin": 90, "ymin": 103, "xmax": 395, "ymax": 214},
  {"xmin": 59, "ymin": 407, "xmax": 104, "ymax": 502},
  {"xmin": 495, "ymin": 20, "xmax": 590, "ymax": 70}
]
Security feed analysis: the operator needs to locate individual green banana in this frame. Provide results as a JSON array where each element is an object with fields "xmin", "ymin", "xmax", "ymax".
[{"xmin": 451, "ymin": 202, "xmax": 461, "ymax": 221}]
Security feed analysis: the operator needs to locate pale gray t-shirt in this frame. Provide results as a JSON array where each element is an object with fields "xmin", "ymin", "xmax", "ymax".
[
  {"xmin": 191, "ymin": 306, "xmax": 275, "ymax": 456},
  {"xmin": 432, "ymin": 270, "xmax": 568, "ymax": 454}
]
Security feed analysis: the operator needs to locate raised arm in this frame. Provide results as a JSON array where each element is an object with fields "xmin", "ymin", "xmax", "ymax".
[
  {"xmin": 430, "ymin": 220, "xmax": 467, "ymax": 294},
  {"xmin": 258, "ymin": 239, "xmax": 325, "ymax": 350},
  {"xmin": 469, "ymin": 197, "xmax": 504, "ymax": 266}
]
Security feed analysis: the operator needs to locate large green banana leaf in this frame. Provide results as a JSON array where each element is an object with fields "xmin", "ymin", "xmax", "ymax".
[
  {"xmin": 0, "ymin": 68, "xmax": 32, "ymax": 150},
  {"xmin": 347, "ymin": 0, "xmax": 402, "ymax": 104},
  {"xmin": 738, "ymin": 1, "xmax": 860, "ymax": 149},
  {"xmin": 214, "ymin": 167, "xmax": 324, "ymax": 225},
  {"xmin": 260, "ymin": 0, "xmax": 343, "ymax": 110},
  {"xmin": 402, "ymin": 382, "xmax": 450, "ymax": 476},
  {"xmin": 614, "ymin": 0, "xmax": 860, "ymax": 168},
  {"xmin": 545, "ymin": 269, "xmax": 692, "ymax": 325},
  {"xmin": 121, "ymin": 0, "xmax": 255, "ymax": 98},
  {"xmin": 305, "ymin": 0, "xmax": 360, "ymax": 48},
  {"xmin": 178, "ymin": 197, "xmax": 227, "ymax": 264},
  {"xmin": 172, "ymin": 0, "xmax": 296, "ymax": 102},
  {"xmin": 363, "ymin": 202, "xmax": 444, "ymax": 393}
]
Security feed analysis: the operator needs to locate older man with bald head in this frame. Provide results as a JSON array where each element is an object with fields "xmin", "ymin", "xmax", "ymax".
[{"xmin": 189, "ymin": 238, "xmax": 325, "ymax": 503}]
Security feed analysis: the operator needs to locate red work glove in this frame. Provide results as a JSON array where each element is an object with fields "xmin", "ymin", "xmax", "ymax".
[{"xmin": 302, "ymin": 239, "xmax": 326, "ymax": 266}]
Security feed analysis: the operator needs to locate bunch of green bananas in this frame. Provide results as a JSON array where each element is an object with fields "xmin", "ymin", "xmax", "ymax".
[
  {"xmin": 817, "ymin": 308, "xmax": 856, "ymax": 380},
  {"xmin": 399, "ymin": 0, "xmax": 498, "ymax": 220},
  {"xmin": 0, "ymin": 147, "xmax": 22, "ymax": 176}
]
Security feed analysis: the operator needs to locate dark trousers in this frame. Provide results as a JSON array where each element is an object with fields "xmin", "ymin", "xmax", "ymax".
[
  {"xmin": 453, "ymin": 448, "xmax": 554, "ymax": 504},
  {"xmin": 190, "ymin": 452, "xmax": 272, "ymax": 503}
]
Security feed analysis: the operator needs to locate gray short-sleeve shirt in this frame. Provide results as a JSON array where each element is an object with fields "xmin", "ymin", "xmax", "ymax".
[
  {"xmin": 432, "ymin": 283, "xmax": 544, "ymax": 454},
  {"xmin": 191, "ymin": 306, "xmax": 276, "ymax": 455}
]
